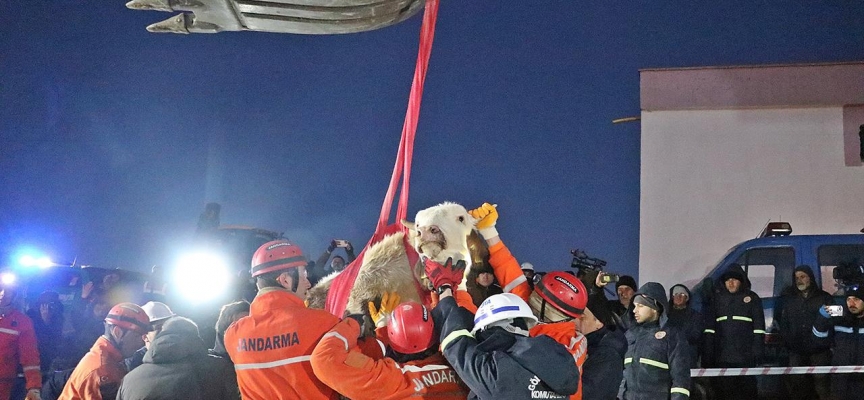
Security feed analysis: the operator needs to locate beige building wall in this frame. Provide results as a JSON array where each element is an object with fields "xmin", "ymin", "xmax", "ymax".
[{"xmin": 639, "ymin": 63, "xmax": 864, "ymax": 288}]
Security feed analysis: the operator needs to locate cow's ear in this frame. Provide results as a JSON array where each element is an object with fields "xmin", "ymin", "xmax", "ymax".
[{"xmin": 400, "ymin": 219, "xmax": 415, "ymax": 230}]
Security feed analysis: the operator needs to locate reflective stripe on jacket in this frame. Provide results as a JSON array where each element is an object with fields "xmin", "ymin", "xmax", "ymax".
[
  {"xmin": 224, "ymin": 287, "xmax": 340, "ymax": 400},
  {"xmin": 311, "ymin": 318, "xmax": 468, "ymax": 400},
  {"xmin": 702, "ymin": 289, "xmax": 765, "ymax": 366},
  {"xmin": 59, "ymin": 336, "xmax": 125, "ymax": 400},
  {"xmin": 623, "ymin": 320, "xmax": 691, "ymax": 400},
  {"xmin": 0, "ymin": 308, "xmax": 41, "ymax": 392}
]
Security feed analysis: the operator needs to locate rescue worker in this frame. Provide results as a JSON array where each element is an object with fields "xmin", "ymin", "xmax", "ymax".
[
  {"xmin": 812, "ymin": 283, "xmax": 864, "ymax": 400},
  {"xmin": 427, "ymin": 257, "xmax": 579, "ymax": 400},
  {"xmin": 581, "ymin": 297, "xmax": 627, "ymax": 400},
  {"xmin": 59, "ymin": 302, "xmax": 150, "ymax": 400},
  {"xmin": 116, "ymin": 316, "xmax": 237, "ymax": 400},
  {"xmin": 125, "ymin": 301, "xmax": 176, "ymax": 371},
  {"xmin": 224, "ymin": 240, "xmax": 340, "ymax": 400},
  {"xmin": 666, "ymin": 284, "xmax": 703, "ymax": 367},
  {"xmin": 623, "ymin": 282, "xmax": 691, "ymax": 400},
  {"xmin": 527, "ymin": 271, "xmax": 590, "ymax": 400},
  {"xmin": 465, "ymin": 203, "xmax": 533, "ymax": 308},
  {"xmin": 775, "ymin": 265, "xmax": 833, "ymax": 400},
  {"xmin": 0, "ymin": 273, "xmax": 42, "ymax": 400},
  {"xmin": 311, "ymin": 296, "xmax": 468, "ymax": 399},
  {"xmin": 701, "ymin": 263, "xmax": 764, "ymax": 400}
]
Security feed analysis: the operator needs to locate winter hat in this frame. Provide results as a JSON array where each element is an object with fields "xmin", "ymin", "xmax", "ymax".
[
  {"xmin": 671, "ymin": 285, "xmax": 689, "ymax": 298},
  {"xmin": 846, "ymin": 284, "xmax": 864, "ymax": 301},
  {"xmin": 721, "ymin": 263, "xmax": 746, "ymax": 283},
  {"xmin": 616, "ymin": 275, "xmax": 637, "ymax": 291},
  {"xmin": 633, "ymin": 282, "xmax": 668, "ymax": 314}
]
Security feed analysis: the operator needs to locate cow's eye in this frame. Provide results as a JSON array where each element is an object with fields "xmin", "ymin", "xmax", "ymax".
[{"xmin": 458, "ymin": 216, "xmax": 465, "ymax": 223}]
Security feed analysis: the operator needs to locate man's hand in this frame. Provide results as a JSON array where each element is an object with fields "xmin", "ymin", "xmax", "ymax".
[
  {"xmin": 469, "ymin": 203, "xmax": 499, "ymax": 239},
  {"xmin": 595, "ymin": 271, "xmax": 609, "ymax": 288},
  {"xmin": 424, "ymin": 257, "xmax": 466, "ymax": 291},
  {"xmin": 25, "ymin": 389, "xmax": 40, "ymax": 400},
  {"xmin": 368, "ymin": 292, "xmax": 402, "ymax": 328},
  {"xmin": 81, "ymin": 281, "xmax": 95, "ymax": 299}
]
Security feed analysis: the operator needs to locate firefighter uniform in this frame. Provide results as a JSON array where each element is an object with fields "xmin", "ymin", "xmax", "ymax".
[
  {"xmin": 0, "ymin": 308, "xmax": 41, "ymax": 398},
  {"xmin": 530, "ymin": 322, "xmax": 588, "ymax": 400},
  {"xmin": 58, "ymin": 336, "xmax": 126, "ymax": 400},
  {"xmin": 623, "ymin": 283, "xmax": 691, "ymax": 400},
  {"xmin": 812, "ymin": 299, "xmax": 864, "ymax": 400},
  {"xmin": 224, "ymin": 287, "xmax": 340, "ymax": 400},
  {"xmin": 454, "ymin": 240, "xmax": 531, "ymax": 314},
  {"xmin": 311, "ymin": 318, "xmax": 468, "ymax": 400}
]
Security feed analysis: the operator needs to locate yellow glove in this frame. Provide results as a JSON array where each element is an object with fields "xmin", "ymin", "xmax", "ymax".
[
  {"xmin": 469, "ymin": 203, "xmax": 499, "ymax": 239},
  {"xmin": 368, "ymin": 292, "xmax": 402, "ymax": 328}
]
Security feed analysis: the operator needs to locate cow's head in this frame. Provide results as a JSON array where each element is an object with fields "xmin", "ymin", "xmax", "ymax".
[{"xmin": 402, "ymin": 202, "xmax": 476, "ymax": 264}]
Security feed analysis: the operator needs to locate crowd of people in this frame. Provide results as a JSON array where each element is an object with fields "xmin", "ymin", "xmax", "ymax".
[{"xmin": 1, "ymin": 202, "xmax": 863, "ymax": 400}]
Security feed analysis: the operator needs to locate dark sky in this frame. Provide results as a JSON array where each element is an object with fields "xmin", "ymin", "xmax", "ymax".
[{"xmin": 2, "ymin": 1, "xmax": 863, "ymax": 279}]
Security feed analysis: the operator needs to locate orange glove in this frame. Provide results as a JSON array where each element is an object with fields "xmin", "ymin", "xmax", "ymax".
[{"xmin": 469, "ymin": 203, "xmax": 499, "ymax": 239}]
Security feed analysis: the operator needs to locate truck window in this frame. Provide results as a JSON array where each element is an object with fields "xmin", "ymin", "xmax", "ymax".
[
  {"xmin": 818, "ymin": 245, "xmax": 864, "ymax": 295},
  {"xmin": 734, "ymin": 247, "xmax": 796, "ymax": 299}
]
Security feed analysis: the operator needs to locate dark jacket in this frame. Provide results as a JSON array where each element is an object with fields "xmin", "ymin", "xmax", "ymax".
[
  {"xmin": 116, "ymin": 324, "xmax": 237, "ymax": 400},
  {"xmin": 207, "ymin": 335, "xmax": 241, "ymax": 400},
  {"xmin": 666, "ymin": 284, "xmax": 703, "ymax": 367},
  {"xmin": 623, "ymin": 283, "xmax": 691, "ymax": 400},
  {"xmin": 433, "ymin": 295, "xmax": 579, "ymax": 400},
  {"xmin": 702, "ymin": 264, "xmax": 765, "ymax": 366},
  {"xmin": 812, "ymin": 305, "xmax": 864, "ymax": 400},
  {"xmin": 27, "ymin": 307, "xmax": 64, "ymax": 375},
  {"xmin": 582, "ymin": 326, "xmax": 627, "ymax": 400},
  {"xmin": 775, "ymin": 265, "xmax": 833, "ymax": 355}
]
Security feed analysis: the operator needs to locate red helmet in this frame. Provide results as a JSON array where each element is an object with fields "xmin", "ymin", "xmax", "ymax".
[
  {"xmin": 105, "ymin": 303, "xmax": 151, "ymax": 334},
  {"xmin": 387, "ymin": 301, "xmax": 435, "ymax": 354},
  {"xmin": 251, "ymin": 240, "xmax": 306, "ymax": 278},
  {"xmin": 535, "ymin": 272, "xmax": 587, "ymax": 318}
]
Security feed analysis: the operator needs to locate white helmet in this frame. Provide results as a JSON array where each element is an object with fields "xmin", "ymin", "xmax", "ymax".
[
  {"xmin": 520, "ymin": 262, "xmax": 535, "ymax": 272},
  {"xmin": 472, "ymin": 293, "xmax": 538, "ymax": 335},
  {"xmin": 141, "ymin": 301, "xmax": 175, "ymax": 324}
]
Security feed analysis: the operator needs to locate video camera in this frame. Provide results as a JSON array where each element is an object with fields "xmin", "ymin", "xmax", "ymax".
[
  {"xmin": 570, "ymin": 249, "xmax": 607, "ymax": 273},
  {"xmin": 833, "ymin": 262, "xmax": 864, "ymax": 286}
]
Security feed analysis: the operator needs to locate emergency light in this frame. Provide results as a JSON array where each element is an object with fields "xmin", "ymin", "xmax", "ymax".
[{"xmin": 759, "ymin": 222, "xmax": 793, "ymax": 238}]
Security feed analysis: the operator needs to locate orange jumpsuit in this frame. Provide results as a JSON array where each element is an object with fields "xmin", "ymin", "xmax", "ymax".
[
  {"xmin": 311, "ymin": 318, "xmax": 468, "ymax": 400},
  {"xmin": 225, "ymin": 287, "xmax": 340, "ymax": 400},
  {"xmin": 455, "ymin": 240, "xmax": 533, "ymax": 313},
  {"xmin": 0, "ymin": 309, "xmax": 41, "ymax": 398},
  {"xmin": 530, "ymin": 322, "xmax": 588, "ymax": 400},
  {"xmin": 59, "ymin": 336, "xmax": 126, "ymax": 400}
]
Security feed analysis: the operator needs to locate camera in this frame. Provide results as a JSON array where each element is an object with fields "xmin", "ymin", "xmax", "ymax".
[
  {"xmin": 570, "ymin": 249, "xmax": 607, "ymax": 272},
  {"xmin": 833, "ymin": 262, "xmax": 864, "ymax": 286}
]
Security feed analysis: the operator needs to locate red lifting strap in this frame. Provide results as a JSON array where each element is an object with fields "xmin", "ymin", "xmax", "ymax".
[{"xmin": 325, "ymin": 0, "xmax": 440, "ymax": 317}]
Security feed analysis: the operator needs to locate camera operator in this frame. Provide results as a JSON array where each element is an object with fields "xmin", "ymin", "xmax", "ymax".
[{"xmin": 812, "ymin": 283, "xmax": 864, "ymax": 400}]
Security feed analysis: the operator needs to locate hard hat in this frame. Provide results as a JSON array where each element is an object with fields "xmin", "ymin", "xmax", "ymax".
[
  {"xmin": 387, "ymin": 301, "xmax": 435, "ymax": 354},
  {"xmin": 251, "ymin": 240, "xmax": 306, "ymax": 278},
  {"xmin": 141, "ymin": 301, "xmax": 176, "ymax": 323},
  {"xmin": 472, "ymin": 293, "xmax": 537, "ymax": 334},
  {"xmin": 520, "ymin": 262, "xmax": 535, "ymax": 272},
  {"xmin": 105, "ymin": 303, "xmax": 151, "ymax": 334},
  {"xmin": 535, "ymin": 271, "xmax": 587, "ymax": 319}
]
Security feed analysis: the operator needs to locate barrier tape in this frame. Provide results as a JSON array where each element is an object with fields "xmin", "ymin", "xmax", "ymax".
[{"xmin": 692, "ymin": 365, "xmax": 864, "ymax": 377}]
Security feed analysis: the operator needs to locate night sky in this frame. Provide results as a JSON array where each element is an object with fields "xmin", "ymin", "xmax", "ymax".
[{"xmin": 2, "ymin": 1, "xmax": 863, "ymax": 280}]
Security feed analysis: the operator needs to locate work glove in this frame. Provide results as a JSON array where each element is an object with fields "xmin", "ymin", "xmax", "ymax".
[
  {"xmin": 368, "ymin": 292, "xmax": 402, "ymax": 328},
  {"xmin": 25, "ymin": 389, "xmax": 40, "ymax": 400},
  {"xmin": 424, "ymin": 257, "xmax": 466, "ymax": 293},
  {"xmin": 468, "ymin": 203, "xmax": 499, "ymax": 239}
]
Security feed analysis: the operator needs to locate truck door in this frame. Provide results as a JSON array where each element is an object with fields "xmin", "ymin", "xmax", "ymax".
[{"xmin": 734, "ymin": 246, "xmax": 796, "ymax": 328}]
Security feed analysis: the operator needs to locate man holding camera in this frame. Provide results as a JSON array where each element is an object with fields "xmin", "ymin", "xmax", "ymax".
[{"xmin": 812, "ymin": 284, "xmax": 864, "ymax": 400}]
